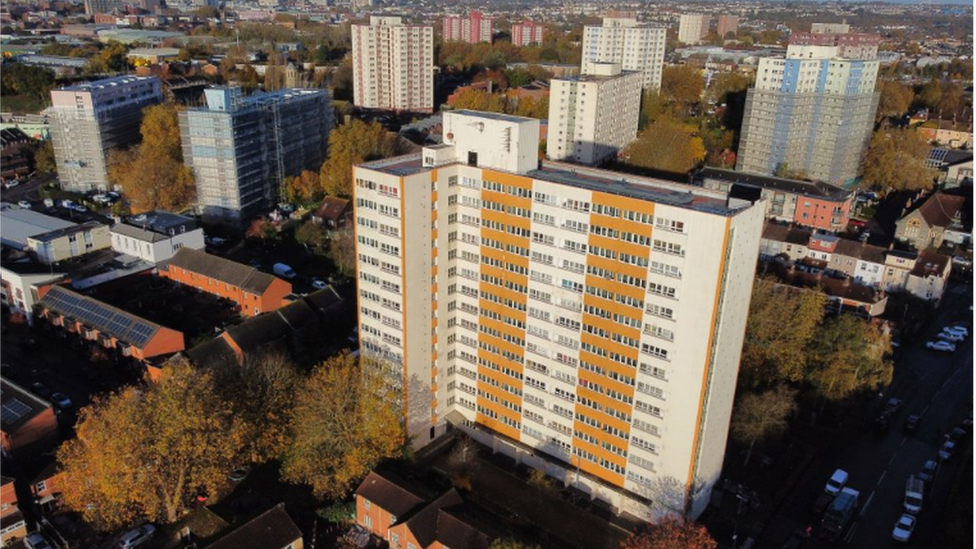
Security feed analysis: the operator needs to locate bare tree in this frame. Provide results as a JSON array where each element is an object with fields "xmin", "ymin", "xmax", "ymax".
[{"xmin": 731, "ymin": 385, "xmax": 798, "ymax": 467}]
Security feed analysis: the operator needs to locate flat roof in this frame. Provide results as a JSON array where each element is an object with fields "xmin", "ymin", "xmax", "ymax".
[
  {"xmin": 0, "ymin": 205, "xmax": 75, "ymax": 250},
  {"xmin": 358, "ymin": 155, "xmax": 738, "ymax": 216},
  {"xmin": 448, "ymin": 109, "xmax": 534, "ymax": 123},
  {"xmin": 697, "ymin": 167, "xmax": 851, "ymax": 202},
  {"xmin": 57, "ymin": 75, "xmax": 156, "ymax": 92},
  {"xmin": 29, "ymin": 221, "xmax": 105, "ymax": 243}
]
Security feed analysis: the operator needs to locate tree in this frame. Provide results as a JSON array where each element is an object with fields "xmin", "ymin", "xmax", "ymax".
[
  {"xmin": 58, "ymin": 361, "xmax": 245, "ymax": 530},
  {"xmin": 739, "ymin": 277, "xmax": 826, "ymax": 390},
  {"xmin": 284, "ymin": 170, "xmax": 321, "ymax": 205},
  {"xmin": 513, "ymin": 96, "xmax": 548, "ymax": 119},
  {"xmin": 876, "ymin": 80, "xmax": 914, "ymax": 122},
  {"xmin": 107, "ymin": 104, "xmax": 195, "ymax": 213},
  {"xmin": 625, "ymin": 116, "xmax": 705, "ymax": 174},
  {"xmin": 639, "ymin": 90, "xmax": 669, "ymax": 129},
  {"xmin": 622, "ymin": 516, "xmax": 717, "ymax": 549},
  {"xmin": 33, "ymin": 140, "xmax": 56, "ymax": 173},
  {"xmin": 731, "ymin": 385, "xmax": 797, "ymax": 466},
  {"xmin": 706, "ymin": 72, "xmax": 753, "ymax": 106},
  {"xmin": 328, "ymin": 226, "xmax": 356, "ymax": 277},
  {"xmin": 447, "ymin": 435, "xmax": 480, "ymax": 491},
  {"xmin": 295, "ymin": 220, "xmax": 328, "ymax": 253},
  {"xmin": 331, "ymin": 58, "xmax": 353, "ymax": 101},
  {"xmin": 452, "ymin": 89, "xmax": 507, "ymax": 113},
  {"xmin": 808, "ymin": 314, "xmax": 893, "ymax": 404},
  {"xmin": 916, "ymin": 79, "xmax": 943, "ymax": 110},
  {"xmin": 281, "ymin": 353, "xmax": 405, "ymax": 499},
  {"xmin": 0, "ymin": 63, "xmax": 55, "ymax": 100},
  {"xmin": 490, "ymin": 539, "xmax": 542, "ymax": 549},
  {"xmin": 660, "ymin": 65, "xmax": 704, "ymax": 115},
  {"xmin": 208, "ymin": 352, "xmax": 300, "ymax": 464},
  {"xmin": 861, "ymin": 128, "xmax": 935, "ymax": 193},
  {"xmin": 319, "ymin": 120, "xmax": 404, "ymax": 197}
]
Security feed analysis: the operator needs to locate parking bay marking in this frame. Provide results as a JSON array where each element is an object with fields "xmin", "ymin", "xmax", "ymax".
[
  {"xmin": 860, "ymin": 491, "xmax": 876, "ymax": 517},
  {"xmin": 877, "ymin": 471, "xmax": 887, "ymax": 486},
  {"xmin": 844, "ymin": 521, "xmax": 861, "ymax": 543}
]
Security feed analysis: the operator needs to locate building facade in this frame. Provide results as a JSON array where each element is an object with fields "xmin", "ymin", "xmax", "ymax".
[
  {"xmin": 28, "ymin": 222, "xmax": 111, "ymax": 265},
  {"xmin": 111, "ymin": 210, "xmax": 205, "ymax": 264},
  {"xmin": 353, "ymin": 110, "xmax": 764, "ymax": 519},
  {"xmin": 716, "ymin": 15, "xmax": 739, "ymax": 38},
  {"xmin": 352, "ymin": 16, "xmax": 434, "ymax": 112},
  {"xmin": 547, "ymin": 62, "xmax": 642, "ymax": 166},
  {"xmin": 50, "ymin": 76, "xmax": 163, "ymax": 191},
  {"xmin": 511, "ymin": 20, "xmax": 545, "ymax": 47},
  {"xmin": 678, "ymin": 14, "xmax": 710, "ymax": 45},
  {"xmin": 893, "ymin": 192, "xmax": 967, "ymax": 251},
  {"xmin": 736, "ymin": 37, "xmax": 880, "ymax": 185},
  {"xmin": 443, "ymin": 11, "xmax": 493, "ymax": 44},
  {"xmin": 581, "ymin": 17, "xmax": 666, "ymax": 90},
  {"xmin": 180, "ymin": 87, "xmax": 333, "ymax": 224}
]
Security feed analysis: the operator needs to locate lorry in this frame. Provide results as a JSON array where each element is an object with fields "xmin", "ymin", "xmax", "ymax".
[
  {"xmin": 904, "ymin": 476, "xmax": 924, "ymax": 514},
  {"xmin": 821, "ymin": 487, "xmax": 859, "ymax": 541},
  {"xmin": 272, "ymin": 263, "xmax": 297, "ymax": 279}
]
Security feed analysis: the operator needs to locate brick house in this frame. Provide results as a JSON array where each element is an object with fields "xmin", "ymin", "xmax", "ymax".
[
  {"xmin": 894, "ymin": 192, "xmax": 967, "ymax": 251},
  {"xmin": 1, "ymin": 379, "xmax": 60, "ymax": 461},
  {"xmin": 29, "ymin": 460, "xmax": 64, "ymax": 514},
  {"xmin": 0, "ymin": 476, "xmax": 27, "ymax": 545},
  {"xmin": 163, "ymin": 248, "xmax": 292, "ymax": 317},
  {"xmin": 205, "ymin": 504, "xmax": 303, "ymax": 549},
  {"xmin": 312, "ymin": 197, "xmax": 353, "ymax": 230}
]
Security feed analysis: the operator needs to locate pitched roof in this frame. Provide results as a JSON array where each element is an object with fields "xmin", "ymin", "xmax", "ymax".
[
  {"xmin": 167, "ymin": 248, "xmax": 278, "ymax": 294},
  {"xmin": 204, "ymin": 504, "xmax": 302, "ymax": 549},
  {"xmin": 111, "ymin": 222, "xmax": 169, "ymax": 243},
  {"xmin": 1, "ymin": 379, "xmax": 53, "ymax": 433},
  {"xmin": 403, "ymin": 489, "xmax": 465, "ymax": 548},
  {"xmin": 910, "ymin": 249, "xmax": 951, "ymax": 277},
  {"xmin": 434, "ymin": 505, "xmax": 499, "ymax": 549},
  {"xmin": 39, "ymin": 285, "xmax": 164, "ymax": 348},
  {"xmin": 833, "ymin": 239, "xmax": 887, "ymax": 264},
  {"xmin": 909, "ymin": 192, "xmax": 966, "ymax": 229},
  {"xmin": 355, "ymin": 471, "xmax": 428, "ymax": 519},
  {"xmin": 313, "ymin": 196, "xmax": 351, "ymax": 222}
]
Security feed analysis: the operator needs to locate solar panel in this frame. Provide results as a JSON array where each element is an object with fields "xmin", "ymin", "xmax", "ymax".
[
  {"xmin": 41, "ymin": 287, "xmax": 160, "ymax": 348},
  {"xmin": 1, "ymin": 399, "xmax": 31, "ymax": 425}
]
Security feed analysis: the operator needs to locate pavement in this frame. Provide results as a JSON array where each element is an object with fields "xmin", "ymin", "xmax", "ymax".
[{"xmin": 746, "ymin": 282, "xmax": 973, "ymax": 549}]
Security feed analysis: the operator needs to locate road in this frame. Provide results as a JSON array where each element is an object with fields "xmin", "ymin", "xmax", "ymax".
[
  {"xmin": 758, "ymin": 282, "xmax": 972, "ymax": 548},
  {"xmin": 0, "ymin": 173, "xmax": 56, "ymax": 203}
]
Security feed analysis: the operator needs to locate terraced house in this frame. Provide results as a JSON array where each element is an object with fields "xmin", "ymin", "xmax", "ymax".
[{"xmin": 352, "ymin": 110, "xmax": 764, "ymax": 518}]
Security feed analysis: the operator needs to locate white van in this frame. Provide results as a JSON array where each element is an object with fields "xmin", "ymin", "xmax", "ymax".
[{"xmin": 272, "ymin": 263, "xmax": 297, "ymax": 279}]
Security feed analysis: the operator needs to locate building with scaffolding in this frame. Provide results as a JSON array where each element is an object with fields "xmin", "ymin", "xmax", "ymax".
[{"xmin": 180, "ymin": 87, "xmax": 333, "ymax": 225}]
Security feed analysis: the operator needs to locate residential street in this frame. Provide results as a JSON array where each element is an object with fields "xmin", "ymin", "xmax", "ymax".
[{"xmin": 757, "ymin": 282, "xmax": 973, "ymax": 548}]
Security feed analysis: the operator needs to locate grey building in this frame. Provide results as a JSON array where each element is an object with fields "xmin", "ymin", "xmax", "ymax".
[
  {"xmin": 50, "ymin": 76, "xmax": 163, "ymax": 192},
  {"xmin": 180, "ymin": 87, "xmax": 333, "ymax": 225}
]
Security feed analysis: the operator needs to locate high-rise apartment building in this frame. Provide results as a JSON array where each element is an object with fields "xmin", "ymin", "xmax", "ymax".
[
  {"xmin": 716, "ymin": 15, "xmax": 739, "ymax": 38},
  {"xmin": 511, "ymin": 20, "xmax": 545, "ymax": 47},
  {"xmin": 443, "ymin": 11, "xmax": 493, "ymax": 44},
  {"xmin": 810, "ymin": 22, "xmax": 850, "ymax": 35},
  {"xmin": 84, "ymin": 0, "xmax": 159, "ymax": 14},
  {"xmin": 581, "ymin": 17, "xmax": 666, "ymax": 90},
  {"xmin": 678, "ymin": 14, "xmax": 710, "ymax": 45},
  {"xmin": 788, "ymin": 32, "xmax": 880, "ymax": 60},
  {"xmin": 50, "ymin": 75, "xmax": 163, "ymax": 192},
  {"xmin": 736, "ymin": 35, "xmax": 880, "ymax": 184},
  {"xmin": 351, "ymin": 16, "xmax": 434, "ymax": 112},
  {"xmin": 547, "ymin": 62, "xmax": 642, "ymax": 166},
  {"xmin": 180, "ymin": 87, "xmax": 333, "ymax": 224},
  {"xmin": 352, "ymin": 110, "xmax": 764, "ymax": 518}
]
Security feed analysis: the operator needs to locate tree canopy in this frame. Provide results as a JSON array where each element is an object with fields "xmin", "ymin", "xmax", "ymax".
[
  {"xmin": 624, "ymin": 116, "xmax": 705, "ymax": 174},
  {"xmin": 0, "ymin": 63, "xmax": 55, "ymax": 100},
  {"xmin": 319, "ymin": 120, "xmax": 406, "ymax": 197},
  {"xmin": 876, "ymin": 79, "xmax": 915, "ymax": 122},
  {"xmin": 731, "ymin": 385, "xmax": 797, "ymax": 466},
  {"xmin": 622, "ymin": 516, "xmax": 717, "ymax": 549},
  {"xmin": 861, "ymin": 128, "xmax": 935, "ymax": 193},
  {"xmin": 808, "ymin": 314, "xmax": 893, "ymax": 402}
]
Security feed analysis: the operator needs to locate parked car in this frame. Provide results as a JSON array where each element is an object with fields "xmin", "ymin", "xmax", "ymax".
[
  {"xmin": 904, "ymin": 415, "xmax": 920, "ymax": 433},
  {"xmin": 31, "ymin": 382, "xmax": 52, "ymax": 399},
  {"xmin": 278, "ymin": 202, "xmax": 296, "ymax": 213},
  {"xmin": 43, "ymin": 198, "xmax": 54, "ymax": 208},
  {"xmin": 884, "ymin": 398, "xmax": 904, "ymax": 415},
  {"xmin": 938, "ymin": 331, "xmax": 966, "ymax": 343},
  {"xmin": 938, "ymin": 440, "xmax": 956, "ymax": 461},
  {"xmin": 272, "ymin": 263, "xmax": 297, "ymax": 280},
  {"xmin": 60, "ymin": 199, "xmax": 75, "ymax": 208},
  {"xmin": 4, "ymin": 180, "xmax": 21, "ymax": 189},
  {"xmin": 943, "ymin": 325, "xmax": 969, "ymax": 337},
  {"xmin": 926, "ymin": 340, "xmax": 956, "ymax": 353},
  {"xmin": 948, "ymin": 427, "xmax": 967, "ymax": 442},
  {"xmin": 17, "ymin": 200, "xmax": 31, "ymax": 209},
  {"xmin": 812, "ymin": 492, "xmax": 834, "ymax": 516},
  {"xmin": 49, "ymin": 392, "xmax": 72, "ymax": 410},
  {"xmin": 119, "ymin": 524, "xmax": 156, "ymax": 548},
  {"xmin": 72, "ymin": 204, "xmax": 87, "ymax": 213},
  {"xmin": 825, "ymin": 469, "xmax": 848, "ymax": 495},
  {"xmin": 875, "ymin": 412, "xmax": 892, "ymax": 433},
  {"xmin": 917, "ymin": 459, "xmax": 938, "ymax": 484},
  {"xmin": 205, "ymin": 236, "xmax": 228, "ymax": 247},
  {"xmin": 891, "ymin": 514, "xmax": 916, "ymax": 542},
  {"xmin": 24, "ymin": 533, "xmax": 51, "ymax": 549},
  {"xmin": 311, "ymin": 278, "xmax": 328, "ymax": 290}
]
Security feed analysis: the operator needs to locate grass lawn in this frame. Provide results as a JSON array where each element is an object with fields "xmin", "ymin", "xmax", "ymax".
[{"xmin": 0, "ymin": 94, "xmax": 49, "ymax": 114}]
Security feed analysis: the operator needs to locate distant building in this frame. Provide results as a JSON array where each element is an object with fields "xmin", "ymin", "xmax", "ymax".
[
  {"xmin": 50, "ymin": 76, "xmax": 163, "ymax": 192},
  {"xmin": 678, "ymin": 14, "xmax": 710, "ymax": 45},
  {"xmin": 111, "ymin": 210, "xmax": 205, "ymax": 264},
  {"xmin": 716, "ymin": 15, "xmax": 739, "ymax": 38},
  {"xmin": 695, "ymin": 167, "xmax": 854, "ymax": 232},
  {"xmin": 180, "ymin": 87, "xmax": 333, "ymax": 224},
  {"xmin": 0, "ymin": 206, "xmax": 111, "ymax": 263},
  {"xmin": 736, "ymin": 34, "xmax": 880, "ymax": 184},
  {"xmin": 894, "ymin": 192, "xmax": 967, "ymax": 250},
  {"xmin": 312, "ymin": 196, "xmax": 352, "ymax": 229},
  {"xmin": 352, "ymin": 16, "xmax": 434, "ymax": 112},
  {"xmin": 810, "ymin": 22, "xmax": 851, "ymax": 34},
  {"xmin": 83, "ymin": 0, "xmax": 159, "ymax": 15},
  {"xmin": 925, "ymin": 149, "xmax": 973, "ymax": 188},
  {"xmin": 511, "ymin": 20, "xmax": 545, "ymax": 46},
  {"xmin": 205, "ymin": 504, "xmax": 303, "ymax": 549},
  {"xmin": 1, "ymin": 128, "xmax": 32, "ymax": 182},
  {"xmin": 581, "ymin": 17, "xmax": 666, "ymax": 89},
  {"xmin": 0, "ymin": 379, "xmax": 60, "ymax": 461},
  {"xmin": 446, "ymin": 80, "xmax": 493, "ymax": 107},
  {"xmin": 547, "ymin": 62, "xmax": 642, "ymax": 165},
  {"xmin": 162, "ymin": 248, "xmax": 292, "ymax": 317},
  {"xmin": 126, "ymin": 47, "xmax": 181, "ymax": 64},
  {"xmin": 788, "ymin": 32, "xmax": 880, "ymax": 60},
  {"xmin": 917, "ymin": 119, "xmax": 973, "ymax": 149},
  {"xmin": 443, "ymin": 11, "xmax": 493, "ymax": 44}
]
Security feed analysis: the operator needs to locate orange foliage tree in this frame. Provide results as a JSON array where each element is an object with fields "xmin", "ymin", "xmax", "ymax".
[{"xmin": 622, "ymin": 517, "xmax": 717, "ymax": 549}]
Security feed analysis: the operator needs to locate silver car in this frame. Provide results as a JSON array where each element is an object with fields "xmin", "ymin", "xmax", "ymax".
[{"xmin": 119, "ymin": 524, "xmax": 156, "ymax": 548}]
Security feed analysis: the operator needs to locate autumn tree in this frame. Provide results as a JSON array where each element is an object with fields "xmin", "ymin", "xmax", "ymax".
[
  {"xmin": 33, "ymin": 140, "xmax": 56, "ymax": 173},
  {"xmin": 208, "ymin": 352, "xmax": 300, "ymax": 464},
  {"xmin": 861, "ymin": 128, "xmax": 935, "ymax": 193},
  {"xmin": 622, "ymin": 516, "xmax": 717, "ymax": 549},
  {"xmin": 739, "ymin": 277, "xmax": 826, "ymax": 390},
  {"xmin": 284, "ymin": 170, "xmax": 321, "ymax": 205},
  {"xmin": 452, "ymin": 89, "xmax": 507, "ymax": 113},
  {"xmin": 281, "ymin": 353, "xmax": 405, "ymax": 499},
  {"xmin": 513, "ymin": 96, "xmax": 549, "ymax": 119},
  {"xmin": 731, "ymin": 385, "xmax": 797, "ymax": 466},
  {"xmin": 319, "ymin": 120, "xmax": 405, "ymax": 197},
  {"xmin": 58, "ymin": 361, "xmax": 245, "ymax": 530},
  {"xmin": 808, "ymin": 314, "xmax": 893, "ymax": 404},
  {"xmin": 447, "ymin": 435, "xmax": 480, "ymax": 491},
  {"xmin": 660, "ymin": 65, "xmax": 705, "ymax": 116},
  {"xmin": 490, "ymin": 539, "xmax": 542, "ymax": 549},
  {"xmin": 625, "ymin": 116, "xmax": 705, "ymax": 174},
  {"xmin": 328, "ymin": 226, "xmax": 356, "ymax": 277},
  {"xmin": 876, "ymin": 80, "xmax": 915, "ymax": 122},
  {"xmin": 108, "ymin": 103, "xmax": 196, "ymax": 213},
  {"xmin": 706, "ymin": 72, "xmax": 753, "ymax": 106},
  {"xmin": 295, "ymin": 220, "xmax": 328, "ymax": 254}
]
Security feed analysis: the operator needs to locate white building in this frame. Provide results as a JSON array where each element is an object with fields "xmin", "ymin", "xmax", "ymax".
[
  {"xmin": 110, "ymin": 210, "xmax": 205, "ymax": 264},
  {"xmin": 581, "ymin": 17, "xmax": 666, "ymax": 90},
  {"xmin": 49, "ymin": 76, "xmax": 163, "ymax": 192},
  {"xmin": 353, "ymin": 110, "xmax": 765, "ymax": 519},
  {"xmin": 547, "ymin": 62, "xmax": 642, "ymax": 166},
  {"xmin": 678, "ymin": 14, "xmax": 710, "ymax": 46},
  {"xmin": 0, "ymin": 264, "xmax": 66, "ymax": 325},
  {"xmin": 811, "ymin": 22, "xmax": 851, "ymax": 34},
  {"xmin": 351, "ymin": 16, "xmax": 434, "ymax": 112}
]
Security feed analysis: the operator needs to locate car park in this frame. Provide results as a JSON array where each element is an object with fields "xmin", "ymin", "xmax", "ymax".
[
  {"xmin": 49, "ymin": 392, "xmax": 72, "ymax": 410},
  {"xmin": 119, "ymin": 524, "xmax": 156, "ymax": 548},
  {"xmin": 938, "ymin": 440, "xmax": 956, "ymax": 461},
  {"xmin": 904, "ymin": 415, "xmax": 920, "ymax": 433},
  {"xmin": 24, "ymin": 532, "xmax": 51, "ymax": 549},
  {"xmin": 926, "ymin": 340, "xmax": 956, "ymax": 353},
  {"xmin": 824, "ymin": 469, "xmax": 848, "ymax": 495},
  {"xmin": 891, "ymin": 514, "xmax": 916, "ymax": 542}
]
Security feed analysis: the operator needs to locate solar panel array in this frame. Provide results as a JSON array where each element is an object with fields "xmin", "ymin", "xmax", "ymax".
[
  {"xmin": 41, "ymin": 286, "xmax": 159, "ymax": 348},
  {"xmin": 1, "ymin": 398, "xmax": 32, "ymax": 426}
]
